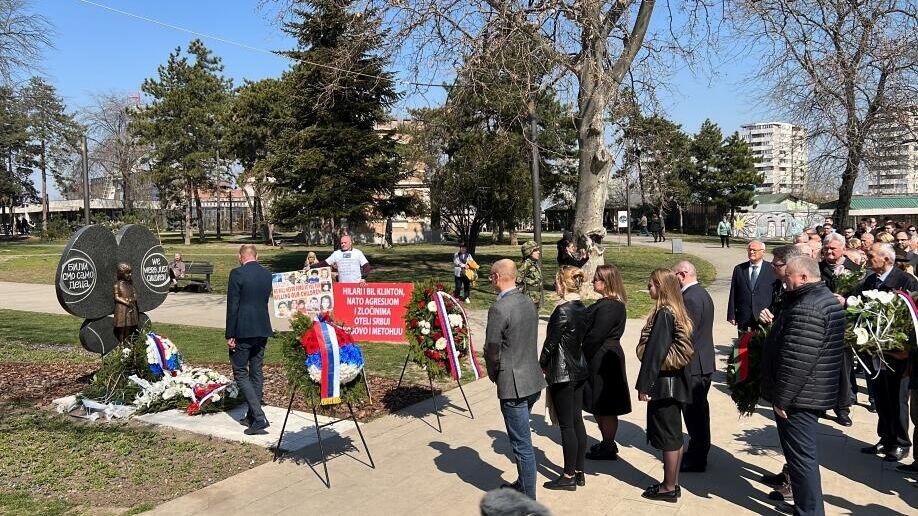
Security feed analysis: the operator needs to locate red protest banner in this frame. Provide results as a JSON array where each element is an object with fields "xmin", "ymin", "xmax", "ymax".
[{"xmin": 333, "ymin": 283, "xmax": 414, "ymax": 342}]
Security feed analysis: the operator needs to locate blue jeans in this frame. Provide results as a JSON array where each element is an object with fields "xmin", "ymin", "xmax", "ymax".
[
  {"xmin": 500, "ymin": 392, "xmax": 541, "ymax": 500},
  {"xmin": 777, "ymin": 408, "xmax": 824, "ymax": 516}
]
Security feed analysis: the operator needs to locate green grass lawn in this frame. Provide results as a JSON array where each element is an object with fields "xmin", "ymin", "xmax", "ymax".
[
  {"xmin": 0, "ymin": 232, "xmax": 715, "ymax": 317},
  {"xmin": 0, "ymin": 402, "xmax": 268, "ymax": 515}
]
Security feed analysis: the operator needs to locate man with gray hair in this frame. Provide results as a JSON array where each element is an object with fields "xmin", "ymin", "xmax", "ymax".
[
  {"xmin": 727, "ymin": 240, "xmax": 776, "ymax": 332},
  {"xmin": 761, "ymin": 255, "xmax": 845, "ymax": 515},
  {"xmin": 854, "ymin": 243, "xmax": 918, "ymax": 463}
]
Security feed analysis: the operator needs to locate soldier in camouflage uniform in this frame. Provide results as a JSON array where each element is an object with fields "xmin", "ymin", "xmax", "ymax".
[{"xmin": 516, "ymin": 240, "xmax": 543, "ymax": 308}]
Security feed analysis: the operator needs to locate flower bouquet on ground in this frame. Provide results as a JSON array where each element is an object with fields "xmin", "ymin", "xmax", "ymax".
[
  {"xmin": 281, "ymin": 312, "xmax": 367, "ymax": 407},
  {"xmin": 845, "ymin": 290, "xmax": 918, "ymax": 367},
  {"xmin": 132, "ymin": 367, "xmax": 239, "ymax": 415},
  {"xmin": 725, "ymin": 327, "xmax": 767, "ymax": 416},
  {"xmin": 403, "ymin": 280, "xmax": 483, "ymax": 381}
]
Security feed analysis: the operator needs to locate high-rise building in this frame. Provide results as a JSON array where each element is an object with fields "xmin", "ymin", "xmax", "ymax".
[
  {"xmin": 740, "ymin": 122, "xmax": 808, "ymax": 194},
  {"xmin": 867, "ymin": 109, "xmax": 918, "ymax": 195}
]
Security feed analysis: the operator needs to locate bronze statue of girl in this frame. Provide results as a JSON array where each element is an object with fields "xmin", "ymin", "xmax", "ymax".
[{"xmin": 113, "ymin": 262, "xmax": 139, "ymax": 345}]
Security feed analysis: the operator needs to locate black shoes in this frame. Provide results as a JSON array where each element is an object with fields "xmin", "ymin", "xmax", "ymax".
[
  {"xmin": 575, "ymin": 472, "xmax": 585, "ymax": 487},
  {"xmin": 768, "ymin": 481, "xmax": 792, "ymax": 501},
  {"xmin": 586, "ymin": 442, "xmax": 618, "ymax": 461},
  {"xmin": 896, "ymin": 462, "xmax": 918, "ymax": 473},
  {"xmin": 500, "ymin": 480, "xmax": 523, "ymax": 493},
  {"xmin": 883, "ymin": 446, "xmax": 908, "ymax": 462},
  {"xmin": 239, "ymin": 413, "xmax": 254, "ymax": 427},
  {"xmin": 641, "ymin": 483, "xmax": 681, "ymax": 502},
  {"xmin": 761, "ymin": 465, "xmax": 788, "ymax": 486},
  {"xmin": 244, "ymin": 419, "xmax": 270, "ymax": 435},
  {"xmin": 861, "ymin": 443, "xmax": 888, "ymax": 455},
  {"xmin": 835, "ymin": 412, "xmax": 853, "ymax": 427},
  {"xmin": 543, "ymin": 475, "xmax": 577, "ymax": 491}
]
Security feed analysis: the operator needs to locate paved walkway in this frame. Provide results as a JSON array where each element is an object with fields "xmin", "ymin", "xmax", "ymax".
[{"xmin": 5, "ymin": 239, "xmax": 917, "ymax": 514}]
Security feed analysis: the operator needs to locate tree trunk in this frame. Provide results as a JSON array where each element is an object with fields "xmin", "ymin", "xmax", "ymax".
[
  {"xmin": 384, "ymin": 217, "xmax": 393, "ymax": 248},
  {"xmin": 40, "ymin": 139, "xmax": 48, "ymax": 238},
  {"xmin": 572, "ymin": 47, "xmax": 611, "ymax": 276},
  {"xmin": 193, "ymin": 186, "xmax": 205, "ymax": 243},
  {"xmin": 467, "ymin": 218, "xmax": 483, "ymax": 256},
  {"xmin": 677, "ymin": 205, "xmax": 684, "ymax": 233},
  {"xmin": 509, "ymin": 225, "xmax": 518, "ymax": 246},
  {"xmin": 183, "ymin": 178, "xmax": 192, "ymax": 246},
  {"xmin": 121, "ymin": 162, "xmax": 133, "ymax": 213},
  {"xmin": 832, "ymin": 144, "xmax": 861, "ymax": 224}
]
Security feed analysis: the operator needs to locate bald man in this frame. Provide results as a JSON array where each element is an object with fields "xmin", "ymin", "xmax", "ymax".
[{"xmin": 485, "ymin": 259, "xmax": 545, "ymax": 500}]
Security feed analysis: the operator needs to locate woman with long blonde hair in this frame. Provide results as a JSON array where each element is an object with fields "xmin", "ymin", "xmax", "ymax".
[
  {"xmin": 539, "ymin": 265, "xmax": 590, "ymax": 491},
  {"xmin": 583, "ymin": 264, "xmax": 631, "ymax": 461},
  {"xmin": 636, "ymin": 268, "xmax": 694, "ymax": 502}
]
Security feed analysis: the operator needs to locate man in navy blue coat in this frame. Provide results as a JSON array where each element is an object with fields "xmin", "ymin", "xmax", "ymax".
[
  {"xmin": 727, "ymin": 240, "xmax": 776, "ymax": 333},
  {"xmin": 225, "ymin": 244, "xmax": 274, "ymax": 435}
]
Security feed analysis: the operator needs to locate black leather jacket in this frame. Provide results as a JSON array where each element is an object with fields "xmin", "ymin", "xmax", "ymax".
[{"xmin": 540, "ymin": 299, "xmax": 589, "ymax": 384}]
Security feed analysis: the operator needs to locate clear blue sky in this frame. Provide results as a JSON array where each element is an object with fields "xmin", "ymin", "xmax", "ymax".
[{"xmin": 36, "ymin": 0, "xmax": 771, "ymax": 197}]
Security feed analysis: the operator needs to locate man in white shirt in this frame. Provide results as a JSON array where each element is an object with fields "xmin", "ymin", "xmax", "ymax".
[{"xmin": 311, "ymin": 235, "xmax": 371, "ymax": 284}]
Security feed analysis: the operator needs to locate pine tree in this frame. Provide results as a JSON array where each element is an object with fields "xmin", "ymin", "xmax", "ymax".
[
  {"xmin": 133, "ymin": 39, "xmax": 231, "ymax": 245},
  {"xmin": 715, "ymin": 132, "xmax": 761, "ymax": 218},
  {"xmin": 0, "ymin": 85, "xmax": 36, "ymax": 232},
  {"xmin": 266, "ymin": 0, "xmax": 405, "ymax": 236},
  {"xmin": 22, "ymin": 77, "xmax": 80, "ymax": 238}
]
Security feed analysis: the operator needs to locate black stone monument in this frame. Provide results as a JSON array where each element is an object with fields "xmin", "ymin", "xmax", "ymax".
[{"xmin": 56, "ymin": 224, "xmax": 169, "ymax": 354}]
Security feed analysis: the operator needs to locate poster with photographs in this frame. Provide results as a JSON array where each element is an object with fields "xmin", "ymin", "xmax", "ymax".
[{"xmin": 271, "ymin": 267, "xmax": 334, "ymax": 318}]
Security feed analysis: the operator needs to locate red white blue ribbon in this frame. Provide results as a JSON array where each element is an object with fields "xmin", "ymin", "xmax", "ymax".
[
  {"xmin": 434, "ymin": 291, "xmax": 483, "ymax": 381},
  {"xmin": 315, "ymin": 320, "xmax": 341, "ymax": 405},
  {"xmin": 146, "ymin": 332, "xmax": 178, "ymax": 377}
]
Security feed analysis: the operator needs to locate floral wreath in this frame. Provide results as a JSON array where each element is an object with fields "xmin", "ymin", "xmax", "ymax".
[
  {"xmin": 145, "ymin": 332, "xmax": 182, "ymax": 377},
  {"xmin": 282, "ymin": 312, "xmax": 368, "ymax": 406},
  {"xmin": 725, "ymin": 327, "xmax": 766, "ymax": 416},
  {"xmin": 403, "ymin": 280, "xmax": 482, "ymax": 381}
]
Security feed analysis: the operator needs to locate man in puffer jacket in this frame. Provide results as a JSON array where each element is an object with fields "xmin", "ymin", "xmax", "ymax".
[{"xmin": 761, "ymin": 255, "xmax": 845, "ymax": 516}]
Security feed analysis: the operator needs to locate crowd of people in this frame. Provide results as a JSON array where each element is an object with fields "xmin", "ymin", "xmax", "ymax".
[{"xmin": 484, "ymin": 219, "xmax": 918, "ymax": 515}]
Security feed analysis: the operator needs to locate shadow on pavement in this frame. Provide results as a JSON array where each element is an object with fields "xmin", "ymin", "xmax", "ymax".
[
  {"xmin": 429, "ymin": 440, "xmax": 506, "ymax": 493},
  {"xmin": 486, "ymin": 429, "xmax": 563, "ymax": 483}
]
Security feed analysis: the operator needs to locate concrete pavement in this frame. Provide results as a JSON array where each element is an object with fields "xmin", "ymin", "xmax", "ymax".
[{"xmin": 4, "ymin": 239, "xmax": 917, "ymax": 514}]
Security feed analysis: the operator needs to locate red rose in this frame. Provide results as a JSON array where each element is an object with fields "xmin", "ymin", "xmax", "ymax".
[
  {"xmin": 301, "ymin": 332, "xmax": 319, "ymax": 355},
  {"xmin": 424, "ymin": 349, "xmax": 436, "ymax": 359},
  {"xmin": 417, "ymin": 301, "xmax": 425, "ymax": 309},
  {"xmin": 424, "ymin": 288, "xmax": 433, "ymax": 296},
  {"xmin": 410, "ymin": 320, "xmax": 419, "ymax": 329},
  {"xmin": 436, "ymin": 283, "xmax": 444, "ymax": 291},
  {"xmin": 431, "ymin": 351, "xmax": 441, "ymax": 360},
  {"xmin": 432, "ymin": 331, "xmax": 442, "ymax": 341}
]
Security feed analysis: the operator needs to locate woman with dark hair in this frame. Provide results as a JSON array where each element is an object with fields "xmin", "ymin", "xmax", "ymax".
[
  {"xmin": 557, "ymin": 239, "xmax": 589, "ymax": 269},
  {"xmin": 583, "ymin": 264, "xmax": 631, "ymax": 461},
  {"xmin": 636, "ymin": 268, "xmax": 694, "ymax": 502},
  {"xmin": 320, "ymin": 295, "xmax": 333, "ymax": 312},
  {"xmin": 539, "ymin": 265, "xmax": 590, "ymax": 491}
]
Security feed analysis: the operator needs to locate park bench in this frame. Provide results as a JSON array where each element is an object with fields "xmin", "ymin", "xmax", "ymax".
[{"xmin": 174, "ymin": 262, "xmax": 214, "ymax": 292}]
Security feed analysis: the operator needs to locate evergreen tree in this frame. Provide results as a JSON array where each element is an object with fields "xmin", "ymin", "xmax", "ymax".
[
  {"xmin": 714, "ymin": 133, "xmax": 761, "ymax": 218},
  {"xmin": 266, "ymin": 0, "xmax": 406, "ymax": 237},
  {"xmin": 133, "ymin": 39, "xmax": 231, "ymax": 245},
  {"xmin": 22, "ymin": 77, "xmax": 80, "ymax": 238},
  {"xmin": 690, "ymin": 119, "xmax": 724, "ymax": 231},
  {"xmin": 0, "ymin": 85, "xmax": 36, "ymax": 232}
]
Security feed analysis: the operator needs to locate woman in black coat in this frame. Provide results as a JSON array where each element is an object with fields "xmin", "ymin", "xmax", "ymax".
[
  {"xmin": 539, "ymin": 265, "xmax": 590, "ymax": 491},
  {"xmin": 557, "ymin": 239, "xmax": 589, "ymax": 268},
  {"xmin": 583, "ymin": 264, "xmax": 631, "ymax": 461},
  {"xmin": 636, "ymin": 268, "xmax": 694, "ymax": 502}
]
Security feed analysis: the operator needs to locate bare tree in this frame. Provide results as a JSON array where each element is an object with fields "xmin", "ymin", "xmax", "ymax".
[
  {"xmin": 0, "ymin": 0, "xmax": 51, "ymax": 82},
  {"xmin": 82, "ymin": 92, "xmax": 147, "ymax": 212},
  {"xmin": 734, "ymin": 0, "xmax": 918, "ymax": 222}
]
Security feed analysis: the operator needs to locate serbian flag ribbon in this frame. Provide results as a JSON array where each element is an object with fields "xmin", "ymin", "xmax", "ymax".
[
  {"xmin": 735, "ymin": 331, "xmax": 753, "ymax": 383},
  {"xmin": 896, "ymin": 290, "xmax": 918, "ymax": 345},
  {"xmin": 315, "ymin": 320, "xmax": 342, "ymax": 405},
  {"xmin": 146, "ymin": 332, "xmax": 178, "ymax": 377},
  {"xmin": 433, "ymin": 291, "xmax": 484, "ymax": 381}
]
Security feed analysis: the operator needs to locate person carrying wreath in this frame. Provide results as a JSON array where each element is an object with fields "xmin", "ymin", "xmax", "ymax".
[
  {"xmin": 635, "ymin": 268, "xmax": 694, "ymax": 502},
  {"xmin": 539, "ymin": 265, "xmax": 590, "ymax": 491},
  {"xmin": 582, "ymin": 264, "xmax": 631, "ymax": 461}
]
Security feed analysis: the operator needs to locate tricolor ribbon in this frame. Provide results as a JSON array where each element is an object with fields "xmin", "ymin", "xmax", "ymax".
[
  {"xmin": 314, "ymin": 320, "xmax": 342, "ymax": 405},
  {"xmin": 735, "ymin": 331, "xmax": 753, "ymax": 383},
  {"xmin": 433, "ymin": 291, "xmax": 484, "ymax": 381},
  {"xmin": 146, "ymin": 332, "xmax": 178, "ymax": 377},
  {"xmin": 186, "ymin": 382, "xmax": 229, "ymax": 415}
]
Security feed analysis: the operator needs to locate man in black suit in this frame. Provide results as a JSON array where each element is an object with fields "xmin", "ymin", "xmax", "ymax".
[
  {"xmin": 855, "ymin": 243, "xmax": 918, "ymax": 463},
  {"xmin": 819, "ymin": 232, "xmax": 862, "ymax": 427},
  {"xmin": 225, "ymin": 244, "xmax": 274, "ymax": 435},
  {"xmin": 727, "ymin": 240, "xmax": 776, "ymax": 332},
  {"xmin": 673, "ymin": 261, "xmax": 715, "ymax": 472}
]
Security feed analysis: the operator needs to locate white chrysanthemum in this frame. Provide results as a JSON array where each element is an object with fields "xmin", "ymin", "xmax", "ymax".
[
  {"xmin": 435, "ymin": 337, "xmax": 447, "ymax": 350},
  {"xmin": 427, "ymin": 301, "xmax": 437, "ymax": 312},
  {"xmin": 448, "ymin": 314, "xmax": 463, "ymax": 328},
  {"xmin": 853, "ymin": 327, "xmax": 869, "ymax": 346}
]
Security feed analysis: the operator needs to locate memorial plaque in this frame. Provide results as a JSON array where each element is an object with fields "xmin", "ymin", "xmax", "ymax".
[
  {"xmin": 80, "ymin": 313, "xmax": 151, "ymax": 354},
  {"xmin": 116, "ymin": 224, "xmax": 169, "ymax": 313},
  {"xmin": 55, "ymin": 225, "xmax": 117, "ymax": 319}
]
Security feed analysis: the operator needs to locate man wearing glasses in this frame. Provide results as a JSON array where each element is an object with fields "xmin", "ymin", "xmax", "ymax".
[{"xmin": 727, "ymin": 240, "xmax": 776, "ymax": 333}]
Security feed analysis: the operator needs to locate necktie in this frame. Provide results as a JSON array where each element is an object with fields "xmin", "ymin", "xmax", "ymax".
[{"xmin": 750, "ymin": 265, "xmax": 759, "ymax": 286}]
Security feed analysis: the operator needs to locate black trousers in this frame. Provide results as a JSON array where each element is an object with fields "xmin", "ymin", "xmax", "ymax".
[
  {"xmin": 549, "ymin": 380, "xmax": 587, "ymax": 475},
  {"xmin": 683, "ymin": 374, "xmax": 712, "ymax": 466},
  {"xmin": 720, "ymin": 235, "xmax": 730, "ymax": 247},
  {"xmin": 230, "ymin": 337, "xmax": 267, "ymax": 422},
  {"xmin": 875, "ymin": 361, "xmax": 911, "ymax": 448},
  {"xmin": 835, "ymin": 349, "xmax": 854, "ymax": 416},
  {"xmin": 453, "ymin": 275, "xmax": 470, "ymax": 299},
  {"xmin": 777, "ymin": 408, "xmax": 825, "ymax": 516}
]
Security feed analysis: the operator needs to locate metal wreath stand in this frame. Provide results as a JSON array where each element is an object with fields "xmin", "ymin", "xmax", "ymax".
[
  {"xmin": 395, "ymin": 351, "xmax": 475, "ymax": 433},
  {"xmin": 272, "ymin": 373, "xmax": 375, "ymax": 489}
]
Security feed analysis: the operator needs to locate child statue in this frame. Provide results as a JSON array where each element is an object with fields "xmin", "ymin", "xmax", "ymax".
[{"xmin": 113, "ymin": 262, "xmax": 139, "ymax": 345}]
